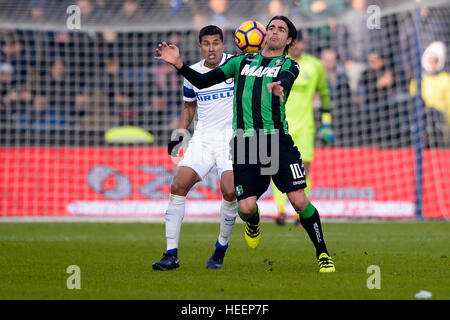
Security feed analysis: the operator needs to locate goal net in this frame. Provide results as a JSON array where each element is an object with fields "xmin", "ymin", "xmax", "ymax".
[{"xmin": 0, "ymin": 0, "xmax": 449, "ymax": 219}]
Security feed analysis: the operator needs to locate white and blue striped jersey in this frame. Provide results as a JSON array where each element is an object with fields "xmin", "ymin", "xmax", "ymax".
[{"xmin": 183, "ymin": 53, "xmax": 234, "ymax": 134}]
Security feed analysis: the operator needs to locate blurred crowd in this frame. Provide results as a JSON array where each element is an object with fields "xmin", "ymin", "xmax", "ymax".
[{"xmin": 0, "ymin": 0, "xmax": 449, "ymax": 147}]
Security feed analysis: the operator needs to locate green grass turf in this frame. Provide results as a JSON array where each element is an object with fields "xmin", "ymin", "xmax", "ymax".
[{"xmin": 0, "ymin": 221, "xmax": 448, "ymax": 300}]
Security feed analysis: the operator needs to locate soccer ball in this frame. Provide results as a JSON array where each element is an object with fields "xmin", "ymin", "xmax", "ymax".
[{"xmin": 234, "ymin": 20, "xmax": 267, "ymax": 53}]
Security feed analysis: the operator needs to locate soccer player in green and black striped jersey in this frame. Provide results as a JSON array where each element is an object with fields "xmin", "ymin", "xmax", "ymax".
[{"xmin": 155, "ymin": 16, "xmax": 335, "ymax": 272}]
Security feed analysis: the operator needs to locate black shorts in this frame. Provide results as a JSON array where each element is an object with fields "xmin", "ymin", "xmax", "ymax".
[{"xmin": 231, "ymin": 132, "xmax": 307, "ymax": 201}]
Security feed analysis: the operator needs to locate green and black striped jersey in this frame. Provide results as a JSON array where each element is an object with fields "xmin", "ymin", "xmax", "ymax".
[
  {"xmin": 177, "ymin": 52, "xmax": 299, "ymax": 136},
  {"xmin": 219, "ymin": 53, "xmax": 300, "ymax": 136}
]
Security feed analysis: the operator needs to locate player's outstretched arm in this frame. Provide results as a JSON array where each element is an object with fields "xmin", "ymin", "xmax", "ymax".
[
  {"xmin": 155, "ymin": 41, "xmax": 183, "ymax": 69},
  {"xmin": 178, "ymin": 64, "xmax": 227, "ymax": 90},
  {"xmin": 155, "ymin": 41, "xmax": 226, "ymax": 89}
]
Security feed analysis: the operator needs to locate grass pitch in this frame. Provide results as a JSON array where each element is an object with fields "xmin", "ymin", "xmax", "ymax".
[{"xmin": 0, "ymin": 221, "xmax": 448, "ymax": 300}]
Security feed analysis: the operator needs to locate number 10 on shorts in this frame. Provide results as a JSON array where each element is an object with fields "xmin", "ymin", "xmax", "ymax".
[{"xmin": 290, "ymin": 163, "xmax": 304, "ymax": 179}]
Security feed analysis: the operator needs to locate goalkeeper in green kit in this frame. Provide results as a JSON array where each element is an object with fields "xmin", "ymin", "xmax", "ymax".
[{"xmin": 273, "ymin": 30, "xmax": 334, "ymax": 226}]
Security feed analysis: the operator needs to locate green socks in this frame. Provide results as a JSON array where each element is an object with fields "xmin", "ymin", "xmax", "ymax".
[
  {"xmin": 238, "ymin": 205, "xmax": 260, "ymax": 225},
  {"xmin": 297, "ymin": 201, "xmax": 315, "ymax": 219},
  {"xmin": 297, "ymin": 202, "xmax": 329, "ymax": 258}
]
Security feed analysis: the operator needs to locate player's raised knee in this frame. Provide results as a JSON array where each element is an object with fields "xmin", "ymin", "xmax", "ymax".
[{"xmin": 238, "ymin": 200, "xmax": 257, "ymax": 217}]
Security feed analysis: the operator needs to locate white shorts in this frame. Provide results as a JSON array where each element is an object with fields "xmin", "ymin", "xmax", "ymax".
[{"xmin": 178, "ymin": 132, "xmax": 233, "ymax": 180}]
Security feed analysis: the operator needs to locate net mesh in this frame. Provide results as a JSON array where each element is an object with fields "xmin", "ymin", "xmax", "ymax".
[{"xmin": 0, "ymin": 0, "xmax": 449, "ymax": 218}]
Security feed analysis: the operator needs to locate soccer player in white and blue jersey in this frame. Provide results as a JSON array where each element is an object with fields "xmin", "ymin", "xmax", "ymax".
[{"xmin": 153, "ymin": 26, "xmax": 236, "ymax": 270}]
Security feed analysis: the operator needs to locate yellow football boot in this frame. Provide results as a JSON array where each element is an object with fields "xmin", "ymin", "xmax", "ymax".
[
  {"xmin": 318, "ymin": 253, "xmax": 336, "ymax": 273},
  {"xmin": 244, "ymin": 210, "xmax": 261, "ymax": 249}
]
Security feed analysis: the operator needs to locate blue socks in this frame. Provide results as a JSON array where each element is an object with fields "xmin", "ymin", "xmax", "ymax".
[
  {"xmin": 215, "ymin": 240, "xmax": 228, "ymax": 252},
  {"xmin": 166, "ymin": 248, "xmax": 178, "ymax": 257}
]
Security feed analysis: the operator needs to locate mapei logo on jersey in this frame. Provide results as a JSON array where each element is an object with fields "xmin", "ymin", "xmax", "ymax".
[
  {"xmin": 241, "ymin": 64, "xmax": 281, "ymax": 78},
  {"xmin": 196, "ymin": 87, "xmax": 234, "ymax": 102}
]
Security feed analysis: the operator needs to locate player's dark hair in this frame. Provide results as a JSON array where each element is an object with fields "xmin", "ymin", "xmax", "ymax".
[
  {"xmin": 267, "ymin": 15, "xmax": 297, "ymax": 54},
  {"xmin": 198, "ymin": 25, "xmax": 224, "ymax": 43}
]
